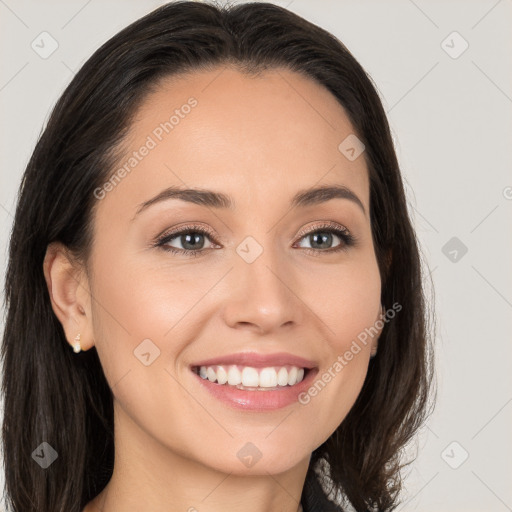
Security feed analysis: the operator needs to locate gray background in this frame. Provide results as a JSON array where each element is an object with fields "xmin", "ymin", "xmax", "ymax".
[{"xmin": 1, "ymin": 0, "xmax": 511, "ymax": 511}]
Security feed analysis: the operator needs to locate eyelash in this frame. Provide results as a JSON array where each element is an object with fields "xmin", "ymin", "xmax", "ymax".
[{"xmin": 154, "ymin": 222, "xmax": 356, "ymax": 258}]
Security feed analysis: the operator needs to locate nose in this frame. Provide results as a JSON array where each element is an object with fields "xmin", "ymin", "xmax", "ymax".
[{"xmin": 221, "ymin": 240, "xmax": 304, "ymax": 335}]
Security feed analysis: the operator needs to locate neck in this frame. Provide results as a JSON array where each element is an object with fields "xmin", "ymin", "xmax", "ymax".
[{"xmin": 84, "ymin": 401, "xmax": 309, "ymax": 512}]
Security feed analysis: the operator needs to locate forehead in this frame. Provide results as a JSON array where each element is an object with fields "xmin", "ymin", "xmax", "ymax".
[{"xmin": 97, "ymin": 66, "xmax": 370, "ymax": 220}]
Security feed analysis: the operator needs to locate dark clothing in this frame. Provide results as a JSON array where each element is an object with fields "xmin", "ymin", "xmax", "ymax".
[
  {"xmin": 300, "ymin": 458, "xmax": 374, "ymax": 512},
  {"xmin": 300, "ymin": 468, "xmax": 345, "ymax": 512}
]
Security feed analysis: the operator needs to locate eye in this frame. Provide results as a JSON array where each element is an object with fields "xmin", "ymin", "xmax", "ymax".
[
  {"xmin": 294, "ymin": 222, "xmax": 355, "ymax": 255},
  {"xmin": 155, "ymin": 224, "xmax": 218, "ymax": 257}
]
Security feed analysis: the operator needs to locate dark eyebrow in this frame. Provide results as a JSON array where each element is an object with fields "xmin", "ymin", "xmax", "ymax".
[
  {"xmin": 133, "ymin": 184, "xmax": 366, "ymax": 218},
  {"xmin": 291, "ymin": 184, "xmax": 366, "ymax": 215},
  {"xmin": 134, "ymin": 186, "xmax": 234, "ymax": 218}
]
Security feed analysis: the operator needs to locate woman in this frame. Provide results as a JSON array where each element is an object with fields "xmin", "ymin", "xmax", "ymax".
[{"xmin": 1, "ymin": 2, "xmax": 435, "ymax": 511}]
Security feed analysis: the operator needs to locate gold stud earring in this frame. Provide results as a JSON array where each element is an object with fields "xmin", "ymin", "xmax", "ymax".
[{"xmin": 73, "ymin": 333, "xmax": 81, "ymax": 353}]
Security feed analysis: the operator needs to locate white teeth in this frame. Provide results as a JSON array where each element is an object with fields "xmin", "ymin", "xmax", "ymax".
[
  {"xmin": 259, "ymin": 367, "xmax": 277, "ymax": 388},
  {"xmin": 196, "ymin": 364, "xmax": 307, "ymax": 388},
  {"xmin": 206, "ymin": 367, "xmax": 217, "ymax": 382},
  {"xmin": 277, "ymin": 367, "xmax": 289, "ymax": 386},
  {"xmin": 287, "ymin": 366, "xmax": 298, "ymax": 386},
  {"xmin": 216, "ymin": 365, "xmax": 228, "ymax": 385},
  {"xmin": 227, "ymin": 365, "xmax": 242, "ymax": 386},
  {"xmin": 241, "ymin": 367, "xmax": 259, "ymax": 387}
]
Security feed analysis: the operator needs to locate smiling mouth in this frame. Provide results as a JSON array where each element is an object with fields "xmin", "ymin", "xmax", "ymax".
[{"xmin": 191, "ymin": 364, "xmax": 312, "ymax": 390}]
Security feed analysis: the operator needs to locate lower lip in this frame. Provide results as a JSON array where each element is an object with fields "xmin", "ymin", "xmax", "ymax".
[{"xmin": 191, "ymin": 367, "xmax": 319, "ymax": 411}]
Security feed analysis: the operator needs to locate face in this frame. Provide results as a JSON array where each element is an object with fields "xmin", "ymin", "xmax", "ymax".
[{"xmin": 68, "ymin": 67, "xmax": 382, "ymax": 475}]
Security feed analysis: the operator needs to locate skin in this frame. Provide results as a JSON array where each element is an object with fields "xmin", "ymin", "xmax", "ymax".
[{"xmin": 43, "ymin": 66, "xmax": 383, "ymax": 512}]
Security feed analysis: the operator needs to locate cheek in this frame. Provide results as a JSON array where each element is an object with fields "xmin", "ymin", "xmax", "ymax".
[
  {"xmin": 88, "ymin": 251, "xmax": 200, "ymax": 441},
  {"xmin": 91, "ymin": 237, "xmax": 192, "ymax": 330},
  {"xmin": 308, "ymin": 255, "xmax": 382, "ymax": 349},
  {"xmin": 294, "ymin": 255, "xmax": 381, "ymax": 434},
  {"xmin": 88, "ymin": 245, "xmax": 198, "ymax": 387}
]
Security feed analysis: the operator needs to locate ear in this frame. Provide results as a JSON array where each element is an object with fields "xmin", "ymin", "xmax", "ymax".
[{"xmin": 43, "ymin": 241, "xmax": 94, "ymax": 352}]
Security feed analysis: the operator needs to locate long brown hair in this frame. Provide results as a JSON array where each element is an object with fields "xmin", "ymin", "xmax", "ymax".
[{"xmin": 1, "ymin": 2, "xmax": 436, "ymax": 510}]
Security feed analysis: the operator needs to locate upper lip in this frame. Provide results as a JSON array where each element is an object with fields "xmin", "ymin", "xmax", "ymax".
[{"xmin": 191, "ymin": 351, "xmax": 317, "ymax": 369}]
